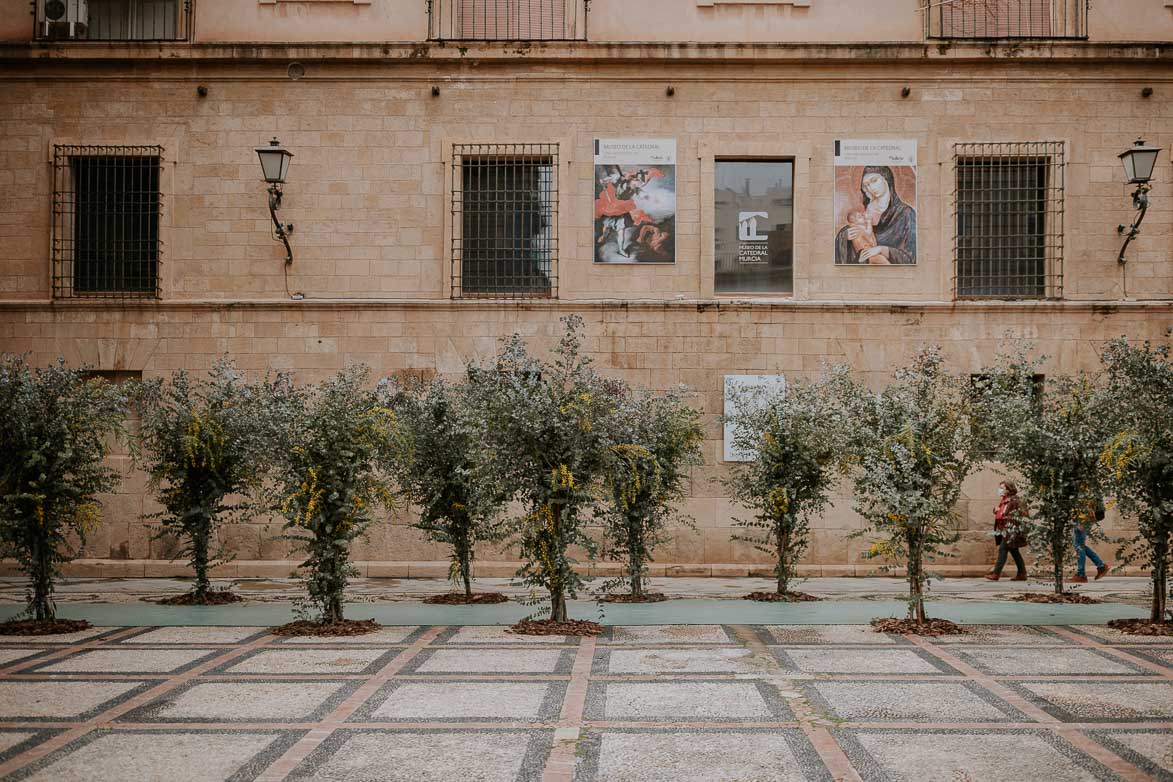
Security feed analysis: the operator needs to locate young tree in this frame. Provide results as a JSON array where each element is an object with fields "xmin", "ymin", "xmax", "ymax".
[
  {"xmin": 842, "ymin": 349, "xmax": 982, "ymax": 623},
  {"xmin": 272, "ymin": 367, "xmax": 397, "ymax": 627},
  {"xmin": 723, "ymin": 373, "xmax": 851, "ymax": 599},
  {"xmin": 0, "ymin": 357, "xmax": 126, "ymax": 624},
  {"xmin": 1098, "ymin": 338, "xmax": 1172, "ymax": 623},
  {"xmin": 977, "ymin": 353, "xmax": 1112, "ymax": 595},
  {"xmin": 134, "ymin": 360, "xmax": 290, "ymax": 604},
  {"xmin": 382, "ymin": 375, "xmax": 509, "ymax": 602},
  {"xmin": 475, "ymin": 315, "xmax": 617, "ymax": 624},
  {"xmin": 600, "ymin": 387, "xmax": 704, "ymax": 600}
]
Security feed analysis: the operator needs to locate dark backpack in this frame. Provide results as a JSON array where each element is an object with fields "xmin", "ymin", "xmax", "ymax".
[{"xmin": 1094, "ymin": 498, "xmax": 1106, "ymax": 522}]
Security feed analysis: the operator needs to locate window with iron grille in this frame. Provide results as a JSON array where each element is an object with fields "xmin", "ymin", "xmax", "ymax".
[
  {"xmin": 52, "ymin": 145, "xmax": 162, "ymax": 299},
  {"xmin": 922, "ymin": 0, "xmax": 1087, "ymax": 39},
  {"xmin": 452, "ymin": 144, "xmax": 557, "ymax": 298},
  {"xmin": 36, "ymin": 0, "xmax": 192, "ymax": 41},
  {"xmin": 429, "ymin": 0, "xmax": 586, "ymax": 41},
  {"xmin": 953, "ymin": 142, "xmax": 1064, "ymax": 300}
]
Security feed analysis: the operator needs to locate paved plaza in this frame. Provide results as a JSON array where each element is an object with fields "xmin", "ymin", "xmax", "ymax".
[{"xmin": 0, "ymin": 622, "xmax": 1169, "ymax": 781}]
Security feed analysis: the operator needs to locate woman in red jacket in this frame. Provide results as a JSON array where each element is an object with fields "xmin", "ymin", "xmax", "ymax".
[{"xmin": 985, "ymin": 481, "xmax": 1028, "ymax": 581}]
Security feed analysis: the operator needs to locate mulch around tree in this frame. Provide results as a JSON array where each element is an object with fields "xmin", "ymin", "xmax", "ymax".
[
  {"xmin": 744, "ymin": 591, "xmax": 820, "ymax": 603},
  {"xmin": 509, "ymin": 618, "xmax": 604, "ymax": 637},
  {"xmin": 271, "ymin": 618, "xmax": 381, "ymax": 637},
  {"xmin": 1106, "ymin": 618, "xmax": 1173, "ymax": 636},
  {"xmin": 1012, "ymin": 592, "xmax": 1100, "ymax": 605},
  {"xmin": 423, "ymin": 592, "xmax": 510, "ymax": 605},
  {"xmin": 871, "ymin": 617, "xmax": 968, "ymax": 637},
  {"xmin": 0, "ymin": 618, "xmax": 92, "ymax": 636},
  {"xmin": 597, "ymin": 593, "xmax": 670, "ymax": 604},
  {"xmin": 157, "ymin": 591, "xmax": 244, "ymax": 606}
]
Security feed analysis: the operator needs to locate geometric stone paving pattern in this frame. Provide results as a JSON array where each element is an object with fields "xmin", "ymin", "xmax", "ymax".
[{"xmin": 0, "ymin": 624, "xmax": 1168, "ymax": 781}]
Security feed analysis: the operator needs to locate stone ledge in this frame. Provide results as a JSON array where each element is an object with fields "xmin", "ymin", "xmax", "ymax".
[
  {"xmin": 1, "ymin": 40, "xmax": 1169, "ymax": 65},
  {"xmin": 0, "ymin": 558, "xmax": 1151, "ymax": 579}
]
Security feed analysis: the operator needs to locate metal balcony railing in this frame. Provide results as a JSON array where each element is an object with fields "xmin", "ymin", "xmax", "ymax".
[
  {"xmin": 36, "ymin": 0, "xmax": 192, "ymax": 42},
  {"xmin": 923, "ymin": 0, "xmax": 1087, "ymax": 40},
  {"xmin": 428, "ymin": 0, "xmax": 587, "ymax": 41}
]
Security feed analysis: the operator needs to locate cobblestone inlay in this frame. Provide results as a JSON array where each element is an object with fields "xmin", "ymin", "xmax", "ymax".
[
  {"xmin": 575, "ymin": 728, "xmax": 833, "ymax": 782},
  {"xmin": 212, "ymin": 648, "xmax": 401, "ymax": 676},
  {"xmin": 952, "ymin": 647, "xmax": 1157, "ymax": 677},
  {"xmin": 0, "ymin": 627, "xmax": 121, "ymax": 646},
  {"xmin": 118, "ymin": 627, "xmax": 271, "ymax": 645},
  {"xmin": 6, "ymin": 728, "xmax": 304, "ymax": 782},
  {"xmin": 832, "ymin": 728, "xmax": 1122, "ymax": 782},
  {"xmin": 0, "ymin": 730, "xmax": 60, "ymax": 765},
  {"xmin": 584, "ymin": 680, "xmax": 793, "ymax": 722},
  {"xmin": 25, "ymin": 647, "xmax": 224, "ymax": 675},
  {"xmin": 593, "ymin": 646, "xmax": 771, "ymax": 676},
  {"xmin": 929, "ymin": 625, "xmax": 1074, "ymax": 646},
  {"xmin": 432, "ymin": 627, "xmax": 578, "ymax": 646},
  {"xmin": 274, "ymin": 626, "xmax": 427, "ymax": 646},
  {"xmin": 1117, "ymin": 647, "xmax": 1173, "ymax": 672},
  {"xmin": 1066, "ymin": 626, "xmax": 1173, "ymax": 646},
  {"xmin": 283, "ymin": 729, "xmax": 552, "ymax": 782},
  {"xmin": 772, "ymin": 646, "xmax": 960, "ymax": 675},
  {"xmin": 802, "ymin": 680, "xmax": 1027, "ymax": 723},
  {"xmin": 1006, "ymin": 680, "xmax": 1173, "ymax": 723},
  {"xmin": 1086, "ymin": 729, "xmax": 1173, "ymax": 780},
  {"xmin": 0, "ymin": 679, "xmax": 162, "ymax": 721},
  {"xmin": 347, "ymin": 679, "xmax": 568, "ymax": 723},
  {"xmin": 757, "ymin": 625, "xmax": 908, "ymax": 646},
  {"xmin": 118, "ymin": 679, "xmax": 364, "ymax": 724},
  {"xmin": 0, "ymin": 648, "xmax": 53, "ymax": 669},
  {"xmin": 401, "ymin": 647, "xmax": 576, "ymax": 676},
  {"xmin": 600, "ymin": 625, "xmax": 736, "ymax": 645}
]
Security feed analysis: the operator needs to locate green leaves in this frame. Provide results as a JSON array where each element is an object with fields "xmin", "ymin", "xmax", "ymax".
[{"xmin": 0, "ymin": 356, "xmax": 126, "ymax": 620}]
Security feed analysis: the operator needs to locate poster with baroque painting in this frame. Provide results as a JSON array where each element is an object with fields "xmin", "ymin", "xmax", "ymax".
[
  {"xmin": 593, "ymin": 138, "xmax": 676, "ymax": 264},
  {"xmin": 833, "ymin": 139, "xmax": 917, "ymax": 265}
]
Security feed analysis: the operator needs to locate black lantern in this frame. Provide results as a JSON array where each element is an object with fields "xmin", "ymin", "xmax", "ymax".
[
  {"xmin": 255, "ymin": 137, "xmax": 293, "ymax": 184},
  {"xmin": 255, "ymin": 138, "xmax": 294, "ymax": 266},
  {"xmin": 1118, "ymin": 137, "xmax": 1161, "ymax": 185},
  {"xmin": 1117, "ymin": 138, "xmax": 1162, "ymax": 265}
]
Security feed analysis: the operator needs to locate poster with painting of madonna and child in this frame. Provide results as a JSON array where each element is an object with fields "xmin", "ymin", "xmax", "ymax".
[
  {"xmin": 833, "ymin": 139, "xmax": 917, "ymax": 265},
  {"xmin": 593, "ymin": 138, "xmax": 676, "ymax": 264}
]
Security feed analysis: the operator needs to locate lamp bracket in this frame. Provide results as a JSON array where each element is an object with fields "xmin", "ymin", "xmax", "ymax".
[
  {"xmin": 1117, "ymin": 182, "xmax": 1151, "ymax": 266},
  {"xmin": 267, "ymin": 183, "xmax": 294, "ymax": 266}
]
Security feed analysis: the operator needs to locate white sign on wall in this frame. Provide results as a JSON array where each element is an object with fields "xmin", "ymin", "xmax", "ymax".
[{"xmin": 722, "ymin": 374, "xmax": 787, "ymax": 462}]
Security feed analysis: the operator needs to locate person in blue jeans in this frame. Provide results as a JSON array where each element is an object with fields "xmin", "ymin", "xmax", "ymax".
[{"xmin": 1070, "ymin": 496, "xmax": 1108, "ymax": 583}]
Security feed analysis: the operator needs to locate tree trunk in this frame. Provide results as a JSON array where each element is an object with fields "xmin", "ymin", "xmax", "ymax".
[
  {"xmin": 456, "ymin": 529, "xmax": 474, "ymax": 598},
  {"xmin": 1052, "ymin": 523, "xmax": 1065, "ymax": 595},
  {"xmin": 776, "ymin": 520, "xmax": 791, "ymax": 596},
  {"xmin": 547, "ymin": 504, "xmax": 567, "ymax": 623},
  {"xmin": 628, "ymin": 526, "xmax": 644, "ymax": 598},
  {"xmin": 31, "ymin": 534, "xmax": 53, "ymax": 622},
  {"xmin": 907, "ymin": 530, "xmax": 927, "ymax": 623},
  {"xmin": 549, "ymin": 590, "xmax": 568, "ymax": 623},
  {"xmin": 192, "ymin": 515, "xmax": 211, "ymax": 601},
  {"xmin": 1152, "ymin": 531, "xmax": 1168, "ymax": 623}
]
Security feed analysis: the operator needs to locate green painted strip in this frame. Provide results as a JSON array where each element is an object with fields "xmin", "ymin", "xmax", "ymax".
[{"xmin": 0, "ymin": 600, "xmax": 1149, "ymax": 627}]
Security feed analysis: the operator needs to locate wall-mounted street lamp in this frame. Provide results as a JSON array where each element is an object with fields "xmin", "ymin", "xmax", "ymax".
[
  {"xmin": 256, "ymin": 137, "xmax": 295, "ymax": 265},
  {"xmin": 1117, "ymin": 137, "xmax": 1161, "ymax": 265}
]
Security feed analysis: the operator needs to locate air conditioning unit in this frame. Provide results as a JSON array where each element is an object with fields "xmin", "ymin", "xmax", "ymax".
[{"xmin": 38, "ymin": 0, "xmax": 89, "ymax": 39}]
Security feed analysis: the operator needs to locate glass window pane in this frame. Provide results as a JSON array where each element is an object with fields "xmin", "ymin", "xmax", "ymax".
[{"xmin": 714, "ymin": 160, "xmax": 793, "ymax": 294}]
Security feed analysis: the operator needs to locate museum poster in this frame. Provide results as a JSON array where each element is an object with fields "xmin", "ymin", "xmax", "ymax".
[
  {"xmin": 593, "ymin": 138, "xmax": 676, "ymax": 264},
  {"xmin": 833, "ymin": 139, "xmax": 917, "ymax": 265},
  {"xmin": 723, "ymin": 374, "xmax": 786, "ymax": 462}
]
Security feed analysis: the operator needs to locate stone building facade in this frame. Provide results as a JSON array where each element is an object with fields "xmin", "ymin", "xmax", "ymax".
[{"xmin": 0, "ymin": 0, "xmax": 1170, "ymax": 577}]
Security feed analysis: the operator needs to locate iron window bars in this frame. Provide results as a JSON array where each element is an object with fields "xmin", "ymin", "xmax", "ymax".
[
  {"xmin": 52, "ymin": 145, "xmax": 162, "ymax": 299},
  {"xmin": 36, "ymin": 0, "xmax": 192, "ymax": 42},
  {"xmin": 428, "ymin": 0, "xmax": 586, "ymax": 41},
  {"xmin": 953, "ymin": 141, "xmax": 1064, "ymax": 300},
  {"xmin": 923, "ymin": 0, "xmax": 1087, "ymax": 40},
  {"xmin": 451, "ymin": 144, "xmax": 558, "ymax": 299}
]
